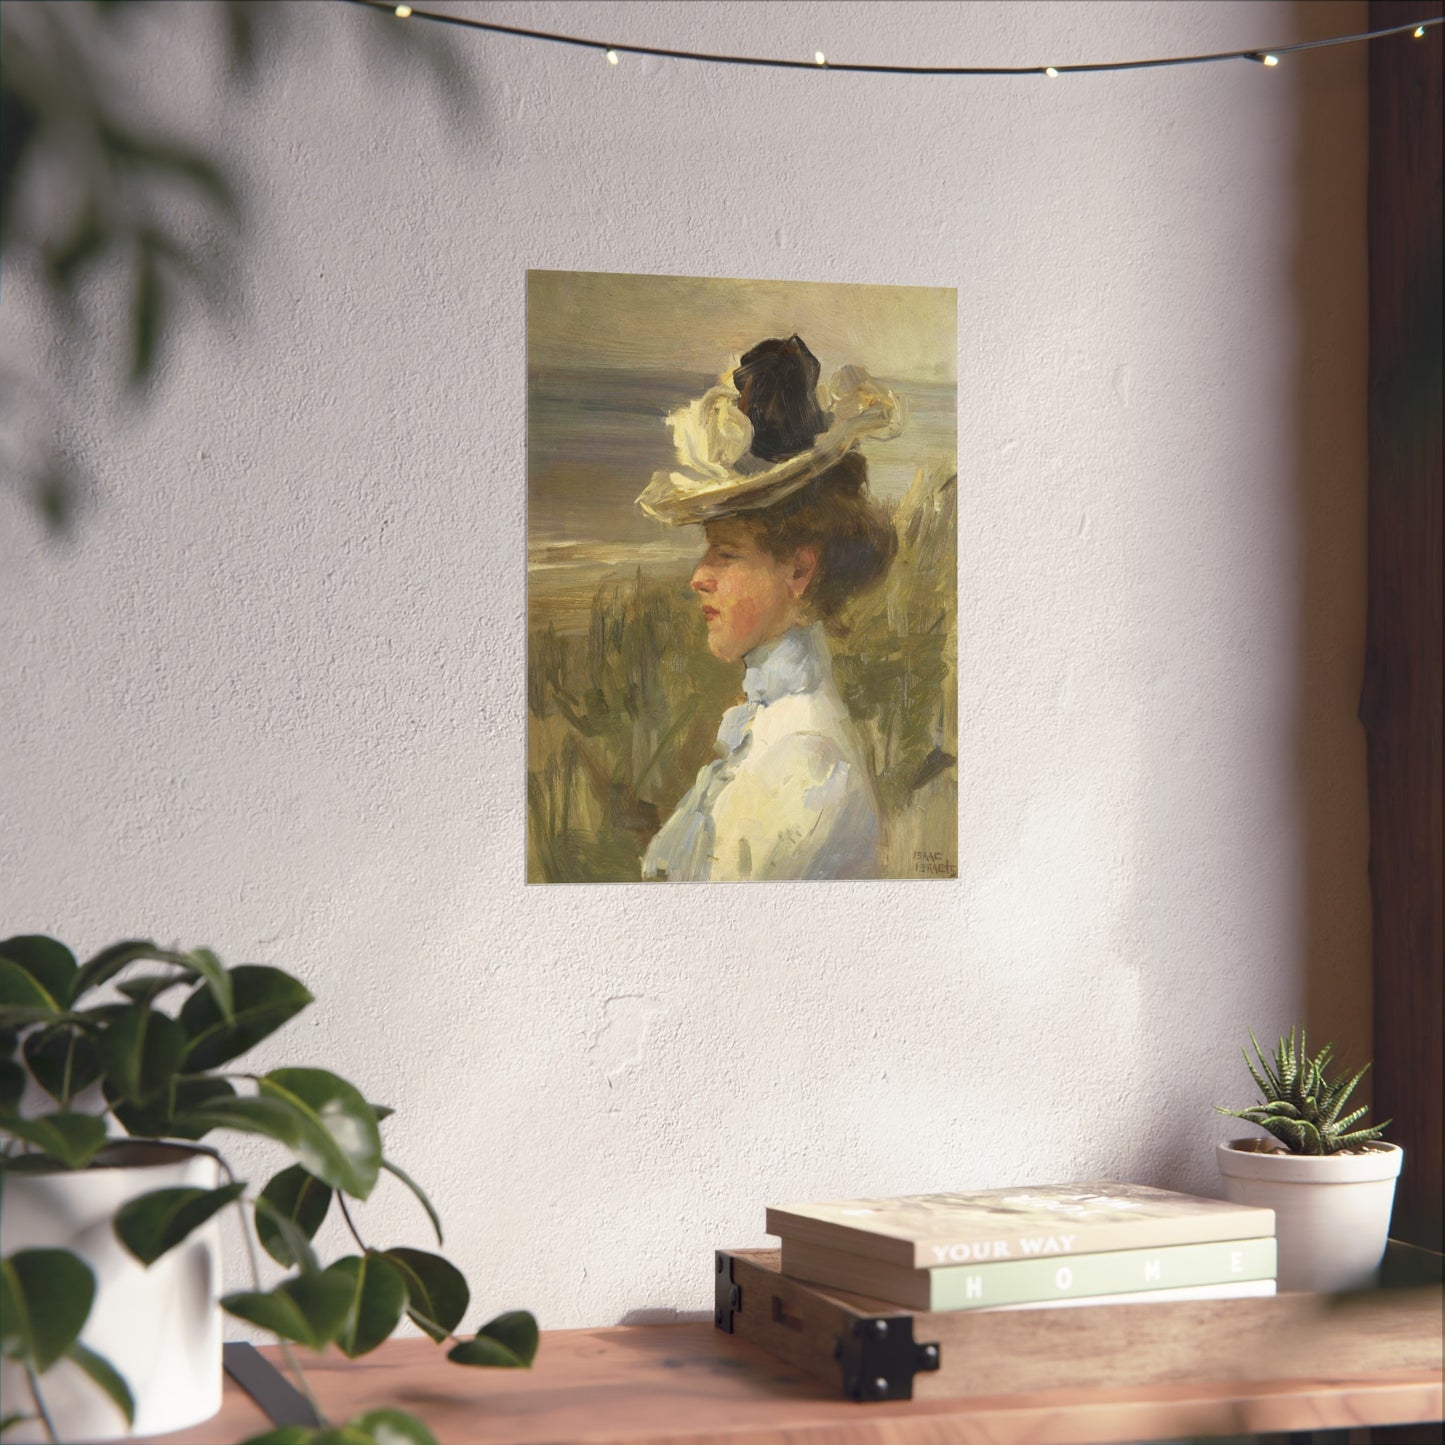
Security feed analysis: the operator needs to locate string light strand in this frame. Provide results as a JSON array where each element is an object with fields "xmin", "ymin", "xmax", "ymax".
[{"xmin": 348, "ymin": 2, "xmax": 1441, "ymax": 77}]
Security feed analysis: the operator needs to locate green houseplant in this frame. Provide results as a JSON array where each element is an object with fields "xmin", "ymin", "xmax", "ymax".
[
  {"xmin": 0, "ymin": 934, "xmax": 537, "ymax": 1444},
  {"xmin": 1215, "ymin": 1026, "xmax": 1402, "ymax": 1292}
]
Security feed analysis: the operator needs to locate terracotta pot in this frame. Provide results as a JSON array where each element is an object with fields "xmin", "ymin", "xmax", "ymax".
[
  {"xmin": 0, "ymin": 1141, "xmax": 224, "ymax": 1441},
  {"xmin": 1216, "ymin": 1137, "xmax": 1403, "ymax": 1293}
]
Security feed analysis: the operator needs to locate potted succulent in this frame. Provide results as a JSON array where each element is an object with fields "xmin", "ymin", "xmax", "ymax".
[
  {"xmin": 0, "ymin": 934, "xmax": 537, "ymax": 1444},
  {"xmin": 1215, "ymin": 1025, "xmax": 1401, "ymax": 1293}
]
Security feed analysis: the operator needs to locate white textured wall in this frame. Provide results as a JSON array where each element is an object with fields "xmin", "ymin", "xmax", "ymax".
[{"xmin": 0, "ymin": 1, "xmax": 1369, "ymax": 1330}]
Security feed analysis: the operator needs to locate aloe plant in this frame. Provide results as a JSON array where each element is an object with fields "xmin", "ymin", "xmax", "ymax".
[
  {"xmin": 1216, "ymin": 1025, "xmax": 1391, "ymax": 1156},
  {"xmin": 0, "ymin": 935, "xmax": 536, "ymax": 1445}
]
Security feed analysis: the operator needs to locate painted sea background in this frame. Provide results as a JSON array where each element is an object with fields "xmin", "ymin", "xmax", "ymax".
[{"xmin": 527, "ymin": 270, "xmax": 957, "ymax": 884}]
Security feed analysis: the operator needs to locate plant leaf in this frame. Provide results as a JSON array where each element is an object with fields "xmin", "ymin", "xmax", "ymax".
[
  {"xmin": 326, "ymin": 1253, "xmax": 407, "ymax": 1359},
  {"xmin": 1261, "ymin": 1100, "xmax": 1300, "ymax": 1117},
  {"xmin": 43, "ymin": 196, "xmax": 107, "ymax": 290},
  {"xmin": 0, "ymin": 1059, "xmax": 25, "ymax": 1113},
  {"xmin": 101, "ymin": 125, "xmax": 241, "ymax": 219},
  {"xmin": 182, "ymin": 948, "xmax": 234, "ymax": 1022},
  {"xmin": 445, "ymin": 1334, "xmax": 526, "ymax": 1368},
  {"xmin": 252, "ymin": 1196, "xmax": 321, "ymax": 1277},
  {"xmin": 256, "ymin": 1165, "xmax": 332, "ymax": 1268},
  {"xmin": 1266, "ymin": 1116, "xmax": 1310, "ymax": 1152},
  {"xmin": 1332, "ymin": 1121, "xmax": 1392, "ymax": 1151},
  {"xmin": 0, "ymin": 938, "xmax": 76, "ymax": 1008},
  {"xmin": 1330, "ymin": 1104, "xmax": 1371, "ymax": 1134},
  {"xmin": 0, "ymin": 959, "xmax": 60, "ymax": 1027},
  {"xmin": 171, "ymin": 1094, "xmax": 309, "ymax": 1154},
  {"xmin": 156, "ymin": 1076, "xmax": 240, "ymax": 1141},
  {"xmin": 447, "ymin": 1310, "xmax": 538, "ymax": 1368},
  {"xmin": 73, "ymin": 1003, "xmax": 131, "ymax": 1032},
  {"xmin": 0, "ymin": 1112, "xmax": 108, "ymax": 1168},
  {"xmin": 258, "ymin": 1070, "xmax": 381, "ymax": 1201},
  {"xmin": 0, "ymin": 1248, "xmax": 95, "ymax": 1371},
  {"xmin": 223, "ymin": 1273, "xmax": 353, "ymax": 1351},
  {"xmin": 129, "ymin": 236, "xmax": 164, "ymax": 389},
  {"xmin": 67, "ymin": 1341, "xmax": 135, "ymax": 1426},
  {"xmin": 223, "ymin": 0, "xmax": 263, "ymax": 77},
  {"xmin": 113, "ymin": 1182, "xmax": 245, "ymax": 1266},
  {"xmin": 220, "ymin": 1286, "xmax": 315, "ymax": 1346},
  {"xmin": 0, "ymin": 1260, "xmax": 23, "ymax": 1359},
  {"xmin": 23, "ymin": 1026, "xmax": 102, "ymax": 1103},
  {"xmin": 97, "ymin": 1005, "xmax": 187, "ymax": 1103},
  {"xmin": 1277, "ymin": 1029, "xmax": 1298, "ymax": 1095},
  {"xmin": 116, "ymin": 974, "xmax": 191, "ymax": 1008},
  {"xmin": 0, "ymin": 1006, "xmax": 58, "ymax": 1031},
  {"xmin": 179, "ymin": 966, "xmax": 312, "ymax": 1071},
  {"xmin": 71, "ymin": 941, "xmax": 181, "ymax": 1000},
  {"xmin": 175, "ymin": 1087, "xmax": 376, "ymax": 1200},
  {"xmin": 0, "ymin": 1414, "xmax": 37, "ymax": 1435},
  {"xmin": 351, "ymin": 1408, "xmax": 441, "ymax": 1445},
  {"xmin": 477, "ymin": 1309, "xmax": 538, "ymax": 1365},
  {"xmin": 174, "ymin": 1075, "xmax": 240, "ymax": 1109},
  {"xmin": 1327, "ymin": 1062, "xmax": 1370, "ymax": 1120},
  {"xmin": 380, "ymin": 1158, "xmax": 442, "ymax": 1246},
  {"xmin": 382, "ymin": 1248, "xmax": 468, "ymax": 1342},
  {"xmin": 104, "ymin": 1075, "xmax": 170, "ymax": 1139}
]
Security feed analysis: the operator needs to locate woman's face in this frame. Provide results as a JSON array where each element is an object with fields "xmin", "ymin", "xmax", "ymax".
[{"xmin": 690, "ymin": 519, "xmax": 816, "ymax": 662}]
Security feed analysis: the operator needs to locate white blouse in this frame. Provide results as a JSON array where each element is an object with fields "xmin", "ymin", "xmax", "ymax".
[{"xmin": 641, "ymin": 624, "xmax": 882, "ymax": 882}]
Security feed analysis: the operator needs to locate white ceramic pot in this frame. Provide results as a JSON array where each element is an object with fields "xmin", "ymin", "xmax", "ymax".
[
  {"xmin": 0, "ymin": 1141, "xmax": 224, "ymax": 1442},
  {"xmin": 1216, "ymin": 1137, "xmax": 1403, "ymax": 1293}
]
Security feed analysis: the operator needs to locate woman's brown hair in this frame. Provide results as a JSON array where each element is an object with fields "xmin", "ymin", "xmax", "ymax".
[{"xmin": 736, "ymin": 452, "xmax": 897, "ymax": 625}]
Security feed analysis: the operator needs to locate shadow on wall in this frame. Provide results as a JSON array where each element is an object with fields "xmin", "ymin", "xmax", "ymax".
[
  {"xmin": 1133, "ymin": 0, "xmax": 1373, "ymax": 1197},
  {"xmin": 0, "ymin": 0, "xmax": 475, "ymax": 536}
]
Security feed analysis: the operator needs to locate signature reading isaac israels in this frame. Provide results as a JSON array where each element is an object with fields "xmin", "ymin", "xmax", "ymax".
[{"xmin": 636, "ymin": 335, "xmax": 904, "ymax": 882}]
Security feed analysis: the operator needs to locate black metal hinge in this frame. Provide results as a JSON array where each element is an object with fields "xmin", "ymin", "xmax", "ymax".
[
  {"xmin": 833, "ymin": 1313, "xmax": 941, "ymax": 1401},
  {"xmin": 714, "ymin": 1250, "xmax": 742, "ymax": 1332}
]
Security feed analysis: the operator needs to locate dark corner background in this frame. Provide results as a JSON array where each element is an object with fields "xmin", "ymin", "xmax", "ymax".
[{"xmin": 1364, "ymin": 0, "xmax": 1444, "ymax": 1312}]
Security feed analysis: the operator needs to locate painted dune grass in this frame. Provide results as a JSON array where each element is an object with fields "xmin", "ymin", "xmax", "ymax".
[{"xmin": 526, "ymin": 464, "xmax": 957, "ymax": 883}]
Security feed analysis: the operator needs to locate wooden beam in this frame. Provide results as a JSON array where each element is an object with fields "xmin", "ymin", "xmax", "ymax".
[{"xmin": 1364, "ymin": 0, "xmax": 1444, "ymax": 1264}]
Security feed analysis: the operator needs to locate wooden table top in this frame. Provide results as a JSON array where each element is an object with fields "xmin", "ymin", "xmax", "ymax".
[{"xmin": 150, "ymin": 1320, "xmax": 1444, "ymax": 1445}]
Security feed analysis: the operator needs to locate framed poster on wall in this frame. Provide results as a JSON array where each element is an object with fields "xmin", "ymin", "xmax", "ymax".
[{"xmin": 527, "ymin": 270, "xmax": 957, "ymax": 884}]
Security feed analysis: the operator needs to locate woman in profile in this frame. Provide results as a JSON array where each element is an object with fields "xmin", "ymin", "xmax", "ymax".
[{"xmin": 636, "ymin": 335, "xmax": 902, "ymax": 882}]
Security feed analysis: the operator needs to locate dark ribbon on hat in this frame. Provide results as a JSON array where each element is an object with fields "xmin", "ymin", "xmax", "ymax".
[{"xmin": 733, "ymin": 336, "xmax": 831, "ymax": 462}]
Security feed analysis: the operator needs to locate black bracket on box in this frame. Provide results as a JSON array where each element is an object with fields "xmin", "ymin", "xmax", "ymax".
[
  {"xmin": 222, "ymin": 1342, "xmax": 320, "ymax": 1427},
  {"xmin": 833, "ymin": 1314, "xmax": 941, "ymax": 1402},
  {"xmin": 714, "ymin": 1250, "xmax": 742, "ymax": 1333}
]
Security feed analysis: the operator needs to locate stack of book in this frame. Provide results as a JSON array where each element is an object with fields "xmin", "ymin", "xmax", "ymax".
[{"xmin": 766, "ymin": 1181, "xmax": 1277, "ymax": 1312}]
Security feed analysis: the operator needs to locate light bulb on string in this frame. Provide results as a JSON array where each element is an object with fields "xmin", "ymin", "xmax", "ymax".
[{"xmin": 338, "ymin": 2, "xmax": 1442, "ymax": 79}]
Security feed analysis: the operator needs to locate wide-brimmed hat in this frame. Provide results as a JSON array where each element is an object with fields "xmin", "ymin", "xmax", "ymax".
[{"xmin": 636, "ymin": 335, "xmax": 904, "ymax": 526}]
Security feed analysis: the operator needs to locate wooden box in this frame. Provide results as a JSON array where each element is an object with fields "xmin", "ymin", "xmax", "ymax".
[{"xmin": 715, "ymin": 1242, "xmax": 1445, "ymax": 1404}]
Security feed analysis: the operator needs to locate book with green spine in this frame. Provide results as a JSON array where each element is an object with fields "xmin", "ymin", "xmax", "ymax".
[
  {"xmin": 766, "ymin": 1180, "xmax": 1274, "ymax": 1269},
  {"xmin": 982, "ymin": 1278, "xmax": 1276, "ymax": 1311},
  {"xmin": 779, "ymin": 1234, "xmax": 1278, "ymax": 1311}
]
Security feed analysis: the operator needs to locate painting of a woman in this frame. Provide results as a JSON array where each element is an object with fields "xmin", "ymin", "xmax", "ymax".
[
  {"xmin": 525, "ymin": 269, "xmax": 956, "ymax": 885},
  {"xmin": 636, "ymin": 335, "xmax": 903, "ymax": 882}
]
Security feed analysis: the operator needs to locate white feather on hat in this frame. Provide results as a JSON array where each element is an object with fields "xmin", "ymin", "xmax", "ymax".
[{"xmin": 636, "ymin": 364, "xmax": 904, "ymax": 526}]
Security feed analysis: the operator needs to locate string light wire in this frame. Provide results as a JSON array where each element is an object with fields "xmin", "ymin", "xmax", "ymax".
[{"xmin": 348, "ymin": 1, "xmax": 1441, "ymax": 77}]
